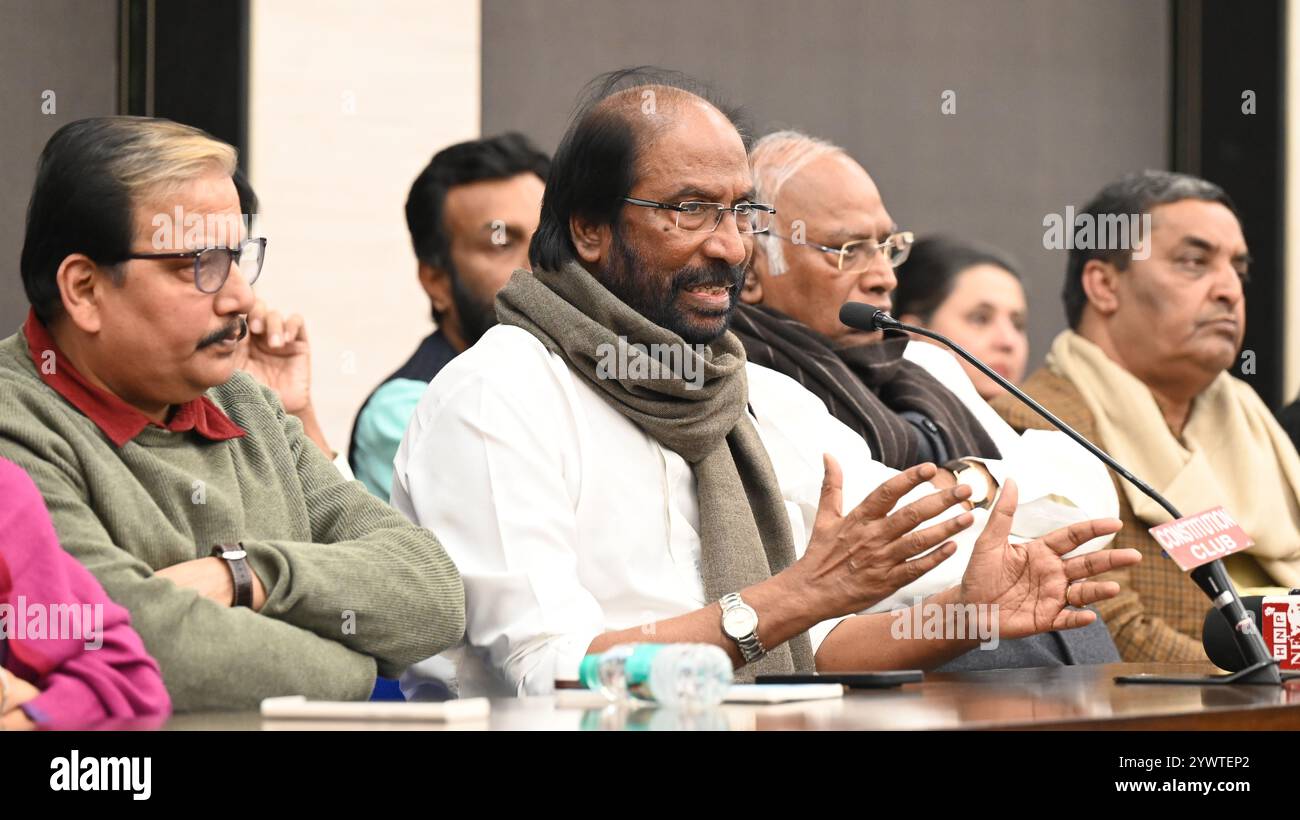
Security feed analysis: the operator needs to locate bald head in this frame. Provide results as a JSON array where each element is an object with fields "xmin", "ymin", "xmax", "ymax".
[{"xmin": 594, "ymin": 84, "xmax": 739, "ymax": 162}]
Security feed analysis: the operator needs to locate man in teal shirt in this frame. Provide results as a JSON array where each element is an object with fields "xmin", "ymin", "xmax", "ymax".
[{"xmin": 349, "ymin": 133, "xmax": 549, "ymax": 498}]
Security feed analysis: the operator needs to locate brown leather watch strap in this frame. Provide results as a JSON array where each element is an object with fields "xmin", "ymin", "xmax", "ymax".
[{"xmin": 211, "ymin": 543, "xmax": 254, "ymax": 608}]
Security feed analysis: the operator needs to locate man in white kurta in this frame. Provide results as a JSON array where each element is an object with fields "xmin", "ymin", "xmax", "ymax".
[{"xmin": 392, "ymin": 72, "xmax": 1137, "ymax": 697}]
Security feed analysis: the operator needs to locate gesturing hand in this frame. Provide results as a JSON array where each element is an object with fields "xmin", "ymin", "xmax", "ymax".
[
  {"xmin": 958, "ymin": 478, "xmax": 1140, "ymax": 638},
  {"xmin": 796, "ymin": 455, "xmax": 977, "ymax": 621}
]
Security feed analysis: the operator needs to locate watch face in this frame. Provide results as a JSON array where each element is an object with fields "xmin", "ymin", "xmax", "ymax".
[
  {"xmin": 723, "ymin": 606, "xmax": 757, "ymax": 638},
  {"xmin": 959, "ymin": 468, "xmax": 990, "ymax": 504}
]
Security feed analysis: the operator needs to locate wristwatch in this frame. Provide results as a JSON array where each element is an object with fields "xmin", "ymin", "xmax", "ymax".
[
  {"xmin": 211, "ymin": 543, "xmax": 254, "ymax": 608},
  {"xmin": 720, "ymin": 592, "xmax": 766, "ymax": 664},
  {"xmin": 944, "ymin": 458, "xmax": 997, "ymax": 510}
]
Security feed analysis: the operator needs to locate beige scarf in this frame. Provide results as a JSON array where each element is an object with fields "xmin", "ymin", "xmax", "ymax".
[
  {"xmin": 496, "ymin": 261, "xmax": 816, "ymax": 678},
  {"xmin": 1048, "ymin": 330, "xmax": 1300, "ymax": 589}
]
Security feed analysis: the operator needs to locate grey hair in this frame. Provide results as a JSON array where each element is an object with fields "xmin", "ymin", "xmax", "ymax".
[{"xmin": 748, "ymin": 130, "xmax": 848, "ymax": 276}]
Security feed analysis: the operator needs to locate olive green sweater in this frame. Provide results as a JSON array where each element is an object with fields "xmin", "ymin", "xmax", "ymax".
[{"xmin": 0, "ymin": 329, "xmax": 464, "ymax": 711}]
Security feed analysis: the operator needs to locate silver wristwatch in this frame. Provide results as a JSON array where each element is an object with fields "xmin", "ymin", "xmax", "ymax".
[{"xmin": 720, "ymin": 592, "xmax": 766, "ymax": 664}]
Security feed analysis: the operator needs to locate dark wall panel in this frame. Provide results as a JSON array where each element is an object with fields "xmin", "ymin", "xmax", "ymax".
[
  {"xmin": 482, "ymin": 0, "xmax": 1170, "ymax": 373},
  {"xmin": 1175, "ymin": 0, "xmax": 1286, "ymax": 408},
  {"xmin": 0, "ymin": 0, "xmax": 118, "ymax": 334}
]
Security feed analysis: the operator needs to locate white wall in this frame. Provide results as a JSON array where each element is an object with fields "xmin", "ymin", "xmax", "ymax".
[{"xmin": 248, "ymin": 0, "xmax": 480, "ymax": 449}]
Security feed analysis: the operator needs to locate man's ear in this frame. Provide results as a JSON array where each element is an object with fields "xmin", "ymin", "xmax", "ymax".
[
  {"xmin": 740, "ymin": 266, "xmax": 763, "ymax": 305},
  {"xmin": 1080, "ymin": 258, "xmax": 1121, "ymax": 317},
  {"xmin": 417, "ymin": 261, "xmax": 453, "ymax": 317},
  {"xmin": 56, "ymin": 254, "xmax": 109, "ymax": 334},
  {"xmin": 569, "ymin": 212, "xmax": 609, "ymax": 265},
  {"xmin": 741, "ymin": 242, "xmax": 769, "ymax": 305}
]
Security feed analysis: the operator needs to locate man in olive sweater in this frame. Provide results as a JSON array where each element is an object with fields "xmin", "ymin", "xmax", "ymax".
[{"xmin": 0, "ymin": 117, "xmax": 464, "ymax": 711}]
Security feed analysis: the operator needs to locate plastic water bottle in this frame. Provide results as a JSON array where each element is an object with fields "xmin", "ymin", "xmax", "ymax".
[
  {"xmin": 579, "ymin": 643, "xmax": 733, "ymax": 709},
  {"xmin": 583, "ymin": 643, "xmax": 638, "ymax": 702},
  {"xmin": 645, "ymin": 644, "xmax": 734, "ymax": 709}
]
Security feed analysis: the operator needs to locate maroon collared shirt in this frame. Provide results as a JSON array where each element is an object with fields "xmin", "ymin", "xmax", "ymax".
[{"xmin": 22, "ymin": 309, "xmax": 246, "ymax": 447}]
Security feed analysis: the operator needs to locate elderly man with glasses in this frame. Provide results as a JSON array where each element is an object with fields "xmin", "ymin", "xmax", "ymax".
[
  {"xmin": 0, "ymin": 117, "xmax": 465, "ymax": 711},
  {"xmin": 392, "ymin": 69, "xmax": 1139, "ymax": 697},
  {"xmin": 731, "ymin": 130, "xmax": 1125, "ymax": 669}
]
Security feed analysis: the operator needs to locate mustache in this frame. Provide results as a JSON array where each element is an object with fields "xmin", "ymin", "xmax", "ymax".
[
  {"xmin": 197, "ymin": 317, "xmax": 248, "ymax": 350},
  {"xmin": 672, "ymin": 263, "xmax": 746, "ymax": 293}
]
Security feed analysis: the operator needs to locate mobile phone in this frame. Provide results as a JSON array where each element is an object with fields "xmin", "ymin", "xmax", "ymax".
[{"xmin": 754, "ymin": 670, "xmax": 922, "ymax": 688}]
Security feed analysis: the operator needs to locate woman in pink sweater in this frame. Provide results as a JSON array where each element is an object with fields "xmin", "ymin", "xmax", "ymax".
[{"xmin": 1, "ymin": 457, "xmax": 170, "ymax": 729}]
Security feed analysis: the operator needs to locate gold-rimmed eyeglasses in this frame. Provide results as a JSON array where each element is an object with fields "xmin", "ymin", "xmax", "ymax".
[{"xmin": 772, "ymin": 230, "xmax": 914, "ymax": 273}]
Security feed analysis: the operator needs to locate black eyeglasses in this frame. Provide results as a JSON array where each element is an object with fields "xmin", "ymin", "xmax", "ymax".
[
  {"xmin": 126, "ymin": 237, "xmax": 267, "ymax": 294},
  {"xmin": 622, "ymin": 197, "xmax": 775, "ymax": 234}
]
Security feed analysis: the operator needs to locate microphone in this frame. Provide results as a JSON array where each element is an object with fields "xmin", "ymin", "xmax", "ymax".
[
  {"xmin": 1204, "ymin": 592, "xmax": 1300, "ymax": 671},
  {"xmin": 840, "ymin": 302, "xmax": 1283, "ymax": 684}
]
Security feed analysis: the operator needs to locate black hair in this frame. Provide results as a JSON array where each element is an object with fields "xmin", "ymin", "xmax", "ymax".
[
  {"xmin": 233, "ymin": 166, "xmax": 258, "ymax": 216},
  {"xmin": 21, "ymin": 119, "xmax": 144, "ymax": 323},
  {"xmin": 406, "ymin": 132, "xmax": 549, "ymax": 268},
  {"xmin": 1062, "ymin": 170, "xmax": 1239, "ymax": 329},
  {"xmin": 893, "ymin": 235, "xmax": 1021, "ymax": 323}
]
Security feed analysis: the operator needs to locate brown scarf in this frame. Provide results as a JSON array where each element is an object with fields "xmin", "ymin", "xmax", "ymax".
[
  {"xmin": 495, "ymin": 262, "xmax": 816, "ymax": 678},
  {"xmin": 731, "ymin": 303, "xmax": 1000, "ymax": 468}
]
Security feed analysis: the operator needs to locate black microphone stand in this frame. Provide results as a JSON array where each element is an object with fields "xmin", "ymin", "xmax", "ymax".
[{"xmin": 856, "ymin": 306, "xmax": 1291, "ymax": 685}]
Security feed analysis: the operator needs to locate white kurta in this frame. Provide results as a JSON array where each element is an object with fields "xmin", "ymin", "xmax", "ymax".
[{"xmin": 392, "ymin": 325, "xmax": 1116, "ymax": 697}]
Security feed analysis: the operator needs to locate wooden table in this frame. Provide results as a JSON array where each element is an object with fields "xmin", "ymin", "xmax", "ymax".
[{"xmin": 163, "ymin": 662, "xmax": 1300, "ymax": 731}]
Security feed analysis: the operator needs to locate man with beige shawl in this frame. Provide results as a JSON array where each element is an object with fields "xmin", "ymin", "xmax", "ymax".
[{"xmin": 995, "ymin": 170, "xmax": 1300, "ymax": 662}]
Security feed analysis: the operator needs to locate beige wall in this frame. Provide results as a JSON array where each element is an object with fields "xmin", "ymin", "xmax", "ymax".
[{"xmin": 248, "ymin": 0, "xmax": 480, "ymax": 449}]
